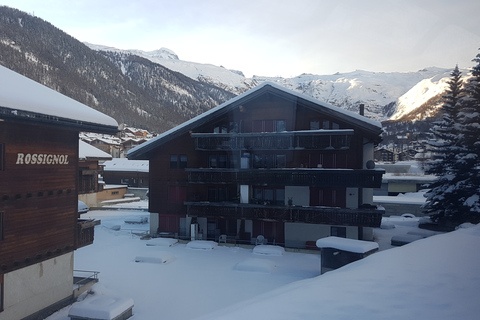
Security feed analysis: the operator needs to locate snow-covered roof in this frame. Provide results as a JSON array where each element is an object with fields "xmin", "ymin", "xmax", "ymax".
[
  {"xmin": 103, "ymin": 158, "xmax": 149, "ymax": 172},
  {"xmin": 128, "ymin": 82, "xmax": 382, "ymax": 160},
  {"xmin": 316, "ymin": 236, "xmax": 379, "ymax": 253},
  {"xmin": 79, "ymin": 140, "xmax": 112, "ymax": 160},
  {"xmin": 0, "ymin": 65, "xmax": 118, "ymax": 134}
]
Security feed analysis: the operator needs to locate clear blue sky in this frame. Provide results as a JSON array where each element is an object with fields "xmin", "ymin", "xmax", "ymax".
[{"xmin": 2, "ymin": 0, "xmax": 479, "ymax": 78}]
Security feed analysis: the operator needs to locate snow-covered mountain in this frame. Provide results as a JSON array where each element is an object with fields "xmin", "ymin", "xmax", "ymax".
[
  {"xmin": 86, "ymin": 43, "xmax": 257, "ymax": 95},
  {"xmin": 86, "ymin": 43, "xmax": 463, "ymax": 122},
  {"xmin": 253, "ymin": 68, "xmax": 458, "ymax": 121},
  {"xmin": 390, "ymin": 71, "xmax": 471, "ymax": 121}
]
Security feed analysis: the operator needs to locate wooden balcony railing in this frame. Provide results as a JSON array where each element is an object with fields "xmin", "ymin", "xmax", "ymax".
[
  {"xmin": 185, "ymin": 202, "xmax": 383, "ymax": 227},
  {"xmin": 191, "ymin": 130, "xmax": 353, "ymax": 151},
  {"xmin": 75, "ymin": 219, "xmax": 101, "ymax": 249},
  {"xmin": 186, "ymin": 168, "xmax": 384, "ymax": 188}
]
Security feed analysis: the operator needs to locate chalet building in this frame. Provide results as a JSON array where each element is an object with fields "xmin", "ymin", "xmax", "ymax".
[
  {"xmin": 374, "ymin": 148, "xmax": 395, "ymax": 162},
  {"xmin": 102, "ymin": 158, "xmax": 149, "ymax": 188},
  {"xmin": 86, "ymin": 137, "xmax": 121, "ymax": 158},
  {"xmin": 128, "ymin": 83, "xmax": 384, "ymax": 248},
  {"xmin": 120, "ymin": 138, "xmax": 148, "ymax": 158},
  {"xmin": 78, "ymin": 140, "xmax": 113, "ymax": 207},
  {"xmin": 0, "ymin": 66, "xmax": 118, "ymax": 320}
]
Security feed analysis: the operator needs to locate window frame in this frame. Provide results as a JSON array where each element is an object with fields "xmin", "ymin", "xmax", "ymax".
[{"xmin": 170, "ymin": 154, "xmax": 188, "ymax": 169}]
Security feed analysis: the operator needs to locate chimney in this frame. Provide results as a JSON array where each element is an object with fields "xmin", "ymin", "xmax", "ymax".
[{"xmin": 359, "ymin": 104, "xmax": 365, "ymax": 116}]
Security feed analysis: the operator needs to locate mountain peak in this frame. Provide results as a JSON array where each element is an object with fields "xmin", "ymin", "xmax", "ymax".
[{"xmin": 146, "ymin": 48, "xmax": 179, "ymax": 60}]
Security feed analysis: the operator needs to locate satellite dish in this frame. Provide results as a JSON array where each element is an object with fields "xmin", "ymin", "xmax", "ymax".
[{"xmin": 366, "ymin": 160, "xmax": 375, "ymax": 169}]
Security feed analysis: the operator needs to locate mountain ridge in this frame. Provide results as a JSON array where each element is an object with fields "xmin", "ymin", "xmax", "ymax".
[
  {"xmin": 86, "ymin": 42, "xmax": 462, "ymax": 123},
  {"xmin": 0, "ymin": 5, "xmax": 467, "ymax": 136}
]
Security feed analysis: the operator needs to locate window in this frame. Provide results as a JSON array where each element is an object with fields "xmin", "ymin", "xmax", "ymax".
[
  {"xmin": 252, "ymin": 187, "xmax": 285, "ymax": 205},
  {"xmin": 214, "ymin": 122, "xmax": 238, "ymax": 133},
  {"xmin": 331, "ymin": 226, "xmax": 346, "ymax": 238},
  {"xmin": 170, "ymin": 155, "xmax": 187, "ymax": 169},
  {"xmin": 317, "ymin": 120, "xmax": 340, "ymax": 130},
  {"xmin": 310, "ymin": 120, "xmax": 320, "ymax": 130},
  {"xmin": 209, "ymin": 155, "xmax": 229, "ymax": 168},
  {"xmin": 0, "ymin": 143, "xmax": 4, "ymax": 171},
  {"xmin": 276, "ymin": 155, "xmax": 286, "ymax": 168},
  {"xmin": 170, "ymin": 155, "xmax": 178, "ymax": 168},
  {"xmin": 179, "ymin": 155, "xmax": 187, "ymax": 168},
  {"xmin": 276, "ymin": 120, "xmax": 286, "ymax": 132},
  {"xmin": 253, "ymin": 154, "xmax": 286, "ymax": 168},
  {"xmin": 252, "ymin": 120, "xmax": 286, "ymax": 132},
  {"xmin": 208, "ymin": 187, "xmax": 229, "ymax": 202},
  {"xmin": 214, "ymin": 124, "xmax": 227, "ymax": 133},
  {"xmin": 218, "ymin": 155, "xmax": 227, "ymax": 168},
  {"xmin": 209, "ymin": 155, "xmax": 217, "ymax": 168}
]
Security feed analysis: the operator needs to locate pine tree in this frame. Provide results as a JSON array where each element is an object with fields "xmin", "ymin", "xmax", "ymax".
[
  {"xmin": 423, "ymin": 65, "xmax": 465, "ymax": 225},
  {"xmin": 455, "ymin": 49, "xmax": 480, "ymax": 221}
]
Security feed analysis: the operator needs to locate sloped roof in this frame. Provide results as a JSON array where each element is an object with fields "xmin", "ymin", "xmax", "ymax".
[
  {"xmin": 103, "ymin": 158, "xmax": 149, "ymax": 173},
  {"xmin": 79, "ymin": 140, "xmax": 112, "ymax": 160},
  {"xmin": 0, "ymin": 65, "xmax": 118, "ymax": 134},
  {"xmin": 128, "ymin": 82, "xmax": 383, "ymax": 160}
]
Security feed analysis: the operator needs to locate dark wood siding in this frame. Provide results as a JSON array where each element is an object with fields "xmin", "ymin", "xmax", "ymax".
[
  {"xmin": 145, "ymin": 89, "xmax": 381, "ymax": 238},
  {"xmin": 0, "ymin": 122, "xmax": 78, "ymax": 273}
]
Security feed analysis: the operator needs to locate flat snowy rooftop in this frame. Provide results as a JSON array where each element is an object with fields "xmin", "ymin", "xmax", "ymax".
[{"xmin": 316, "ymin": 236, "xmax": 379, "ymax": 253}]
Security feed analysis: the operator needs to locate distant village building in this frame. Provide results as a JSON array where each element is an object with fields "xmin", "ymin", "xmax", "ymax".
[
  {"xmin": 78, "ymin": 140, "xmax": 113, "ymax": 207},
  {"xmin": 374, "ymin": 148, "xmax": 395, "ymax": 162},
  {"xmin": 0, "ymin": 65, "xmax": 118, "ymax": 320},
  {"xmin": 103, "ymin": 158, "xmax": 149, "ymax": 188},
  {"xmin": 129, "ymin": 83, "xmax": 384, "ymax": 248},
  {"xmin": 80, "ymin": 125, "xmax": 155, "ymax": 158}
]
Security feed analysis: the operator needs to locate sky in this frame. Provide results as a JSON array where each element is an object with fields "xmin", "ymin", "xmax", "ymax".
[{"xmin": 2, "ymin": 0, "xmax": 480, "ymax": 78}]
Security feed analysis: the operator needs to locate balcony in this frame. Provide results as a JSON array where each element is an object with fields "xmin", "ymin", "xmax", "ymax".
[
  {"xmin": 185, "ymin": 202, "xmax": 383, "ymax": 228},
  {"xmin": 191, "ymin": 130, "xmax": 353, "ymax": 151},
  {"xmin": 76, "ymin": 219, "xmax": 101, "ymax": 249},
  {"xmin": 186, "ymin": 168, "xmax": 384, "ymax": 188}
]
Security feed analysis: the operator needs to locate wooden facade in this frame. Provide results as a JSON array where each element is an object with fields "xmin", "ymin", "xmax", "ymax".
[
  {"xmin": 0, "ymin": 122, "xmax": 80, "ymax": 273},
  {"xmin": 129, "ymin": 83, "xmax": 384, "ymax": 246},
  {"xmin": 0, "ymin": 64, "xmax": 118, "ymax": 320}
]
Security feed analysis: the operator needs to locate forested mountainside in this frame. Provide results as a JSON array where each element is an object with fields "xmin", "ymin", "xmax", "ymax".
[{"xmin": 0, "ymin": 6, "xmax": 235, "ymax": 133}]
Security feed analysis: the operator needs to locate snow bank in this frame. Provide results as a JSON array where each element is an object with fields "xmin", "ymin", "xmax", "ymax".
[
  {"xmin": 235, "ymin": 258, "xmax": 276, "ymax": 273},
  {"xmin": 135, "ymin": 251, "xmax": 175, "ymax": 264},
  {"xmin": 68, "ymin": 295, "xmax": 134, "ymax": 320},
  {"xmin": 252, "ymin": 245, "xmax": 285, "ymax": 256},
  {"xmin": 186, "ymin": 240, "xmax": 218, "ymax": 250},
  {"xmin": 316, "ymin": 236, "xmax": 379, "ymax": 253},
  {"xmin": 390, "ymin": 234, "xmax": 424, "ymax": 246},
  {"xmin": 380, "ymin": 221, "xmax": 395, "ymax": 229},
  {"xmin": 145, "ymin": 238, "xmax": 178, "ymax": 247},
  {"xmin": 202, "ymin": 224, "xmax": 480, "ymax": 320}
]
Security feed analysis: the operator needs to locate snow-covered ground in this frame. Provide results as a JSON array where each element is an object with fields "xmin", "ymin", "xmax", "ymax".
[{"xmin": 46, "ymin": 200, "xmax": 480, "ymax": 320}]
